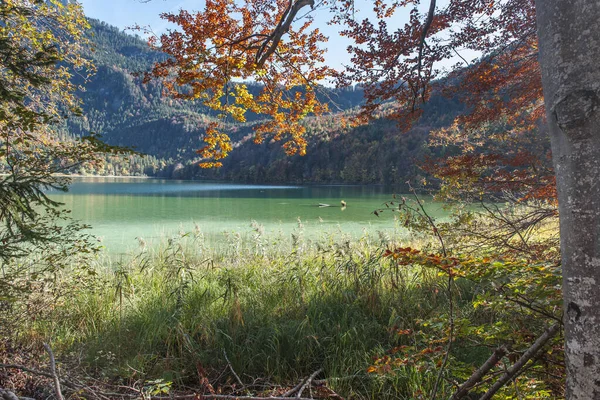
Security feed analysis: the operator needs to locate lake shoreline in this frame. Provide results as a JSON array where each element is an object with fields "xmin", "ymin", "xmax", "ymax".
[
  {"xmin": 0, "ymin": 173, "xmax": 151, "ymax": 179},
  {"xmin": 49, "ymin": 179, "xmax": 427, "ymax": 254},
  {"xmin": 65, "ymin": 174, "xmax": 404, "ymax": 189},
  {"xmin": 55, "ymin": 173, "xmax": 151, "ymax": 179}
]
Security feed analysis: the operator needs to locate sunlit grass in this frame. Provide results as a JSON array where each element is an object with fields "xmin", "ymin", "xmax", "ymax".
[
  {"xmin": 22, "ymin": 229, "xmax": 453, "ymax": 399},
  {"xmin": 8, "ymin": 201, "xmax": 563, "ymax": 399}
]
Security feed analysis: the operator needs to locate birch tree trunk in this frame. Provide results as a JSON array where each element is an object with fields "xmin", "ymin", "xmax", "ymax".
[{"xmin": 535, "ymin": 1, "xmax": 600, "ymax": 398}]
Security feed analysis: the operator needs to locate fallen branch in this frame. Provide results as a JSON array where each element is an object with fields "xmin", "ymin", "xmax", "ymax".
[
  {"xmin": 0, "ymin": 364, "xmax": 85, "ymax": 394},
  {"xmin": 0, "ymin": 363, "xmax": 122, "ymax": 399},
  {"xmin": 479, "ymin": 323, "xmax": 560, "ymax": 400},
  {"xmin": 0, "ymin": 364, "xmax": 56, "ymax": 381},
  {"xmin": 312, "ymin": 374, "xmax": 365, "ymax": 386},
  {"xmin": 296, "ymin": 369, "xmax": 322, "ymax": 398},
  {"xmin": 281, "ymin": 379, "xmax": 305, "ymax": 397},
  {"xmin": 223, "ymin": 350, "xmax": 245, "ymax": 390},
  {"xmin": 0, "ymin": 388, "xmax": 35, "ymax": 400},
  {"xmin": 0, "ymin": 388, "xmax": 19, "ymax": 400},
  {"xmin": 43, "ymin": 343, "xmax": 64, "ymax": 400},
  {"xmin": 451, "ymin": 347, "xmax": 507, "ymax": 400}
]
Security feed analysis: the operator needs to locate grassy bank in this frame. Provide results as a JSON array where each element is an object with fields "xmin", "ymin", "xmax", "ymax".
[
  {"xmin": 12, "ymin": 232, "xmax": 448, "ymax": 397},
  {"xmin": 6, "ymin": 222, "xmax": 563, "ymax": 399}
]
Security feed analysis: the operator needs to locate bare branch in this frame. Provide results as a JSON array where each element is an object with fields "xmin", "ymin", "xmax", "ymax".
[
  {"xmin": 43, "ymin": 343, "xmax": 64, "ymax": 400},
  {"xmin": 479, "ymin": 323, "xmax": 561, "ymax": 400},
  {"xmin": 223, "ymin": 349, "xmax": 245, "ymax": 390},
  {"xmin": 451, "ymin": 347, "xmax": 507, "ymax": 400},
  {"xmin": 417, "ymin": 0, "xmax": 436, "ymax": 80},
  {"xmin": 296, "ymin": 368, "xmax": 322, "ymax": 398},
  {"xmin": 281, "ymin": 379, "xmax": 305, "ymax": 397}
]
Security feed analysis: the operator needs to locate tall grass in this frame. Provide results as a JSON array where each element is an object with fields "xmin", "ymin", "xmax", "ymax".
[{"xmin": 24, "ymin": 229, "xmax": 469, "ymax": 399}]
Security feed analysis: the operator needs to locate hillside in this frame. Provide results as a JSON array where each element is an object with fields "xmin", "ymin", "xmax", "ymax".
[{"xmin": 67, "ymin": 19, "xmax": 463, "ymax": 183}]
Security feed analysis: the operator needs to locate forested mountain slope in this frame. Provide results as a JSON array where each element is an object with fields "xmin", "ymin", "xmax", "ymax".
[{"xmin": 68, "ymin": 19, "xmax": 464, "ymax": 182}]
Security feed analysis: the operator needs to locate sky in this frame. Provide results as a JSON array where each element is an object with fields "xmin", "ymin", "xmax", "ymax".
[
  {"xmin": 79, "ymin": 0, "xmax": 203, "ymax": 35},
  {"xmin": 79, "ymin": 0, "xmax": 441, "ymax": 72},
  {"xmin": 78, "ymin": 0, "xmax": 477, "ymax": 74},
  {"xmin": 77, "ymin": 0, "xmax": 353, "ymax": 71}
]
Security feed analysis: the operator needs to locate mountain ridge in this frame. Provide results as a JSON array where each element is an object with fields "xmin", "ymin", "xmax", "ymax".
[{"xmin": 66, "ymin": 18, "xmax": 463, "ymax": 183}]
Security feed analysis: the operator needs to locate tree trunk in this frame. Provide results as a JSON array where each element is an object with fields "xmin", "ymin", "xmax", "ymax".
[{"xmin": 535, "ymin": 1, "xmax": 600, "ymax": 398}]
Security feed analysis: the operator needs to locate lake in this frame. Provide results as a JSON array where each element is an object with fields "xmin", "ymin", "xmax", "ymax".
[{"xmin": 48, "ymin": 177, "xmax": 449, "ymax": 255}]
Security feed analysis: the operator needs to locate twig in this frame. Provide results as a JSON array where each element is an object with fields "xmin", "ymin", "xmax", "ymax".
[
  {"xmin": 452, "ymin": 47, "xmax": 470, "ymax": 67},
  {"xmin": 479, "ymin": 323, "xmax": 560, "ymax": 400},
  {"xmin": 43, "ymin": 343, "xmax": 64, "ymax": 400},
  {"xmin": 223, "ymin": 349, "xmax": 244, "ymax": 389},
  {"xmin": 405, "ymin": 183, "xmax": 454, "ymax": 400},
  {"xmin": 0, "ymin": 364, "xmax": 120, "ymax": 399},
  {"xmin": 0, "ymin": 364, "xmax": 56, "ymax": 381},
  {"xmin": 451, "ymin": 347, "xmax": 507, "ymax": 400},
  {"xmin": 281, "ymin": 379, "xmax": 305, "ymax": 397},
  {"xmin": 502, "ymin": 293, "xmax": 562, "ymax": 323},
  {"xmin": 407, "ymin": 182, "xmax": 447, "ymax": 257},
  {"xmin": 296, "ymin": 368, "xmax": 322, "ymax": 398}
]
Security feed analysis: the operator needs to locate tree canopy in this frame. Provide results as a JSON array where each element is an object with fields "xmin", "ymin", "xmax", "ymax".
[
  {"xmin": 0, "ymin": 0, "xmax": 123, "ymax": 296},
  {"xmin": 145, "ymin": 0, "xmax": 600, "ymax": 398},
  {"xmin": 145, "ymin": 0, "xmax": 546, "ymax": 192}
]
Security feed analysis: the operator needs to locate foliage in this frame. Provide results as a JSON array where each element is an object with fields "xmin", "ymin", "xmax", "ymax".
[
  {"xmin": 65, "ymin": 2, "xmax": 551, "ymax": 198},
  {"xmin": 326, "ymin": 2, "xmax": 562, "ymax": 393},
  {"xmin": 365, "ymin": 189, "xmax": 564, "ymax": 398},
  {"xmin": 0, "ymin": 1, "xmax": 125, "ymax": 300},
  {"xmin": 140, "ymin": 0, "xmax": 335, "ymax": 167},
  {"xmin": 0, "ymin": 1, "xmax": 570, "ymax": 398},
  {"xmin": 136, "ymin": 0, "xmax": 549, "ymax": 196},
  {"xmin": 368, "ymin": 246, "xmax": 563, "ymax": 395},
  {"xmin": 2, "ymin": 223, "xmax": 558, "ymax": 399}
]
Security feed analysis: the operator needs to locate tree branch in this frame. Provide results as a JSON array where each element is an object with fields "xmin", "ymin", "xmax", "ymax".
[
  {"xmin": 256, "ymin": 0, "xmax": 315, "ymax": 67},
  {"xmin": 417, "ymin": 0, "xmax": 436, "ymax": 80},
  {"xmin": 479, "ymin": 323, "xmax": 561, "ymax": 400},
  {"xmin": 451, "ymin": 347, "xmax": 507, "ymax": 400},
  {"xmin": 43, "ymin": 343, "xmax": 64, "ymax": 400},
  {"xmin": 296, "ymin": 368, "xmax": 322, "ymax": 398}
]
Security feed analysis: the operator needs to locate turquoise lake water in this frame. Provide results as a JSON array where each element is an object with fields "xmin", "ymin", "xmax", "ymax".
[{"xmin": 47, "ymin": 177, "xmax": 448, "ymax": 255}]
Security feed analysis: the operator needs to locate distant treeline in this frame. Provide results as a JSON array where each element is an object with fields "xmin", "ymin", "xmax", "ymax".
[{"xmin": 55, "ymin": 19, "xmax": 468, "ymax": 184}]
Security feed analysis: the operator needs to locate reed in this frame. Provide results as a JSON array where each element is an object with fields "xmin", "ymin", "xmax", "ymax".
[{"xmin": 21, "ymin": 230, "xmax": 453, "ymax": 399}]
